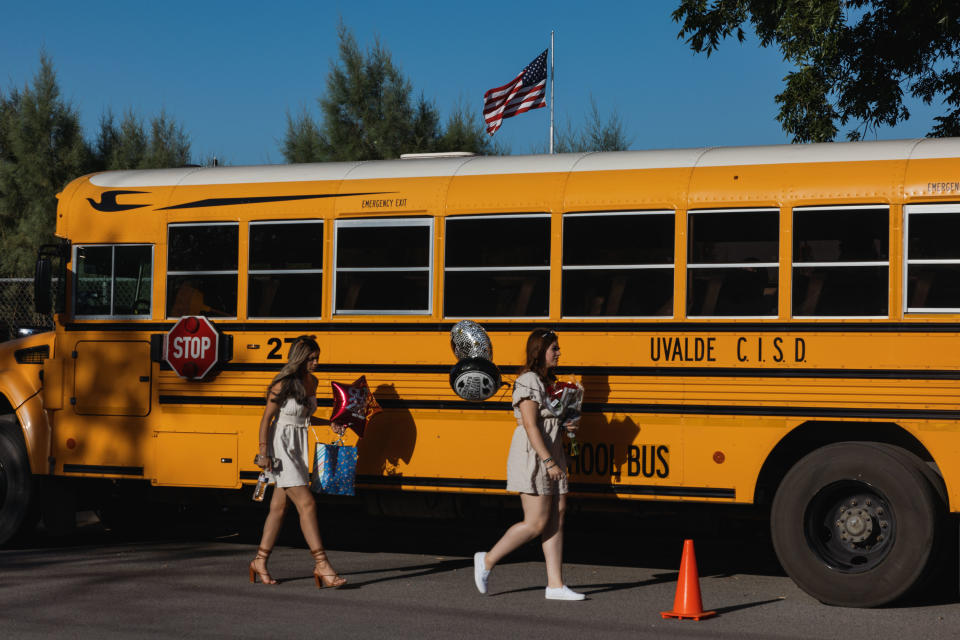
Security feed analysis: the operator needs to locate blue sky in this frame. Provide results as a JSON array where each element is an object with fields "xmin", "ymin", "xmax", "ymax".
[{"xmin": 1, "ymin": 1, "xmax": 946, "ymax": 166}]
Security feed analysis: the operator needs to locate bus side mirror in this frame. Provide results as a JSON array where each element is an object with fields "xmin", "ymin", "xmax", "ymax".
[{"xmin": 35, "ymin": 256, "xmax": 52, "ymax": 314}]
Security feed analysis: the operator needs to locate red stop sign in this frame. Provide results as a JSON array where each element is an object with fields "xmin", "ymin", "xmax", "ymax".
[{"xmin": 164, "ymin": 316, "xmax": 220, "ymax": 379}]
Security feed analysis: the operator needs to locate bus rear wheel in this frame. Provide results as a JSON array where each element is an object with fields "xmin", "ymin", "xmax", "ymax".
[
  {"xmin": 0, "ymin": 415, "xmax": 34, "ymax": 546},
  {"xmin": 771, "ymin": 442, "xmax": 942, "ymax": 607}
]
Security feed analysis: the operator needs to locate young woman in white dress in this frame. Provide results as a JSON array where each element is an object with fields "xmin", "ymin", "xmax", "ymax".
[
  {"xmin": 249, "ymin": 335, "xmax": 346, "ymax": 588},
  {"xmin": 474, "ymin": 329, "xmax": 584, "ymax": 600}
]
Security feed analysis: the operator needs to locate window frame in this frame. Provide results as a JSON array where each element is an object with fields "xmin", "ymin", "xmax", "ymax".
[
  {"xmin": 332, "ymin": 216, "xmax": 434, "ymax": 316},
  {"xmin": 903, "ymin": 202, "xmax": 960, "ymax": 314},
  {"xmin": 443, "ymin": 213, "xmax": 551, "ymax": 319},
  {"xmin": 792, "ymin": 204, "xmax": 890, "ymax": 319},
  {"xmin": 247, "ymin": 219, "xmax": 324, "ymax": 319},
  {"xmin": 686, "ymin": 207, "xmax": 780, "ymax": 319},
  {"xmin": 73, "ymin": 243, "xmax": 155, "ymax": 319},
  {"xmin": 166, "ymin": 221, "xmax": 239, "ymax": 319},
  {"xmin": 561, "ymin": 210, "xmax": 675, "ymax": 319}
]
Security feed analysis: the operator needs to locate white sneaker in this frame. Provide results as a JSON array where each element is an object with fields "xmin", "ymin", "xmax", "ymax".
[
  {"xmin": 474, "ymin": 552, "xmax": 490, "ymax": 594},
  {"xmin": 545, "ymin": 585, "xmax": 585, "ymax": 601}
]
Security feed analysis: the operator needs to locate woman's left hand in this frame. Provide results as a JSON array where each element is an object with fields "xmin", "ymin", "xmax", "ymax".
[{"xmin": 563, "ymin": 418, "xmax": 580, "ymax": 435}]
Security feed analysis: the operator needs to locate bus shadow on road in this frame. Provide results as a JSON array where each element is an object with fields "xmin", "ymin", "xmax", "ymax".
[
  {"xmin": 264, "ymin": 557, "xmax": 474, "ymax": 589},
  {"xmin": 492, "ymin": 572, "xmax": 677, "ymax": 598},
  {"xmin": 712, "ymin": 597, "xmax": 786, "ymax": 615}
]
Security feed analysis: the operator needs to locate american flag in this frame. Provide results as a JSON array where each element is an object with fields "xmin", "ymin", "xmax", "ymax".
[{"xmin": 483, "ymin": 49, "xmax": 548, "ymax": 135}]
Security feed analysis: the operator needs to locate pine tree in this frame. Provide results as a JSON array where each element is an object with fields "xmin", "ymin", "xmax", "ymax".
[
  {"xmin": 314, "ymin": 22, "xmax": 438, "ymax": 161},
  {"xmin": 144, "ymin": 110, "xmax": 190, "ymax": 168},
  {"xmin": 0, "ymin": 53, "xmax": 91, "ymax": 276},
  {"xmin": 551, "ymin": 97, "xmax": 632, "ymax": 153},
  {"xmin": 282, "ymin": 23, "xmax": 498, "ymax": 162},
  {"xmin": 282, "ymin": 107, "xmax": 325, "ymax": 164},
  {"xmin": 94, "ymin": 108, "xmax": 190, "ymax": 169},
  {"xmin": 437, "ymin": 99, "xmax": 502, "ymax": 155}
]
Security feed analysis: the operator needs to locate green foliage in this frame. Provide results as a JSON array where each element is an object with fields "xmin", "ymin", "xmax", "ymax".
[
  {"xmin": 437, "ymin": 98, "xmax": 505, "ymax": 155},
  {"xmin": 282, "ymin": 107, "xmax": 325, "ymax": 164},
  {"xmin": 145, "ymin": 111, "xmax": 191, "ymax": 168},
  {"xmin": 673, "ymin": 0, "xmax": 960, "ymax": 142},
  {"xmin": 554, "ymin": 96, "xmax": 632, "ymax": 153},
  {"xmin": 282, "ymin": 23, "xmax": 497, "ymax": 162},
  {"xmin": 0, "ymin": 54, "xmax": 194, "ymax": 276},
  {"xmin": 0, "ymin": 53, "xmax": 90, "ymax": 276},
  {"xmin": 94, "ymin": 108, "xmax": 190, "ymax": 169}
]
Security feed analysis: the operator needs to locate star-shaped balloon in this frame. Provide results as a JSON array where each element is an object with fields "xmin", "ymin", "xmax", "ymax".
[{"xmin": 330, "ymin": 375, "xmax": 382, "ymax": 437}]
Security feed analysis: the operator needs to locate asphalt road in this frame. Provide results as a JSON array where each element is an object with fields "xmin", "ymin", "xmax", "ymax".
[{"xmin": 2, "ymin": 499, "xmax": 960, "ymax": 639}]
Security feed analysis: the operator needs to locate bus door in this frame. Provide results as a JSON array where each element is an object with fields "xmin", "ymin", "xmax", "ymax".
[{"xmin": 72, "ymin": 340, "xmax": 151, "ymax": 416}]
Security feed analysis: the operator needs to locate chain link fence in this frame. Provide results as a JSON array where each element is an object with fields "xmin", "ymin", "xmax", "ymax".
[{"xmin": 0, "ymin": 278, "xmax": 57, "ymax": 341}]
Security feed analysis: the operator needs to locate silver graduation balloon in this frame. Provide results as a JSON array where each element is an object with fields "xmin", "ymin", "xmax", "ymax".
[
  {"xmin": 449, "ymin": 320, "xmax": 500, "ymax": 401},
  {"xmin": 449, "ymin": 320, "xmax": 493, "ymax": 360}
]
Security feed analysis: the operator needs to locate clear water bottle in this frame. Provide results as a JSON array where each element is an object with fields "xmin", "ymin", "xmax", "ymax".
[{"xmin": 252, "ymin": 472, "xmax": 269, "ymax": 502}]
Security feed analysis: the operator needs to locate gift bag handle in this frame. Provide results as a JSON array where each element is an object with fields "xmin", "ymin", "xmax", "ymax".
[{"xmin": 311, "ymin": 425, "xmax": 345, "ymax": 447}]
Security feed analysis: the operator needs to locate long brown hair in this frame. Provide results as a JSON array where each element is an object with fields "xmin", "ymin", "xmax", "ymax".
[
  {"xmin": 267, "ymin": 335, "xmax": 319, "ymax": 405},
  {"xmin": 519, "ymin": 328, "xmax": 558, "ymax": 382}
]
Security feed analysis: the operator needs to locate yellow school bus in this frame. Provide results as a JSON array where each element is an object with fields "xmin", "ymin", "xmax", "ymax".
[{"xmin": 3, "ymin": 139, "xmax": 960, "ymax": 606}]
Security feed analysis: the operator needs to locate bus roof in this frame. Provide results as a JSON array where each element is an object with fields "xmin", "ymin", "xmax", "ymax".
[{"xmin": 88, "ymin": 138, "xmax": 960, "ymax": 189}]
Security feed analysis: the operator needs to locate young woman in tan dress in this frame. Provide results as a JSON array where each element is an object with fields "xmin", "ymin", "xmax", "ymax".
[
  {"xmin": 248, "ymin": 335, "xmax": 347, "ymax": 589},
  {"xmin": 473, "ymin": 329, "xmax": 584, "ymax": 600}
]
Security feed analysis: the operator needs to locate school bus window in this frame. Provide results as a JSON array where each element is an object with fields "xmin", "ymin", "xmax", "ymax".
[
  {"xmin": 793, "ymin": 205, "xmax": 889, "ymax": 317},
  {"xmin": 248, "ymin": 220, "xmax": 323, "ymax": 318},
  {"xmin": 687, "ymin": 208, "xmax": 778, "ymax": 317},
  {"xmin": 166, "ymin": 222, "xmax": 238, "ymax": 318},
  {"xmin": 444, "ymin": 214, "xmax": 549, "ymax": 317},
  {"xmin": 75, "ymin": 244, "xmax": 153, "ymax": 316},
  {"xmin": 905, "ymin": 204, "xmax": 960, "ymax": 311},
  {"xmin": 562, "ymin": 211, "xmax": 674, "ymax": 317},
  {"xmin": 334, "ymin": 218, "xmax": 432, "ymax": 314}
]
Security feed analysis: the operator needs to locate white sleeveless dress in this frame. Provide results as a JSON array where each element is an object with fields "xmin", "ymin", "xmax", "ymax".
[{"xmin": 268, "ymin": 396, "xmax": 316, "ymax": 488}]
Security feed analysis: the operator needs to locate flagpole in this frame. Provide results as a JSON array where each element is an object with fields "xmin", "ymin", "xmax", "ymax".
[{"xmin": 549, "ymin": 31, "xmax": 555, "ymax": 154}]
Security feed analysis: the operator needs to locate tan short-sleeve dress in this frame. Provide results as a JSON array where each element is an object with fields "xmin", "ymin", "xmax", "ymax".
[{"xmin": 505, "ymin": 371, "xmax": 568, "ymax": 495}]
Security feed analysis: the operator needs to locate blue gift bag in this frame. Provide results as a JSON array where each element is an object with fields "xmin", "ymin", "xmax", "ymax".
[{"xmin": 311, "ymin": 439, "xmax": 358, "ymax": 496}]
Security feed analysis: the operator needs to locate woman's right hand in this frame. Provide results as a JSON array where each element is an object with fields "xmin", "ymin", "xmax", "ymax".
[
  {"xmin": 255, "ymin": 451, "xmax": 273, "ymax": 472},
  {"xmin": 546, "ymin": 462, "xmax": 564, "ymax": 481}
]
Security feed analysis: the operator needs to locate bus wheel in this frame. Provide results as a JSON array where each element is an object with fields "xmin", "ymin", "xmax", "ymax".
[
  {"xmin": 0, "ymin": 415, "xmax": 34, "ymax": 546},
  {"xmin": 770, "ymin": 441, "xmax": 942, "ymax": 607}
]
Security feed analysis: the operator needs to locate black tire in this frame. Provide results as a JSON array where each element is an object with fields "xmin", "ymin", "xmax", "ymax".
[
  {"xmin": 771, "ymin": 441, "xmax": 942, "ymax": 607},
  {"xmin": 0, "ymin": 415, "xmax": 34, "ymax": 546}
]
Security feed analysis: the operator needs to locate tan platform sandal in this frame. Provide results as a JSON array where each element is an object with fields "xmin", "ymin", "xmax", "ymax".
[
  {"xmin": 311, "ymin": 549, "xmax": 346, "ymax": 589},
  {"xmin": 248, "ymin": 547, "xmax": 277, "ymax": 585}
]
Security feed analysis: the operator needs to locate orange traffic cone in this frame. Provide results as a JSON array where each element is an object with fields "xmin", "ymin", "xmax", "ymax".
[{"xmin": 660, "ymin": 539, "xmax": 716, "ymax": 620}]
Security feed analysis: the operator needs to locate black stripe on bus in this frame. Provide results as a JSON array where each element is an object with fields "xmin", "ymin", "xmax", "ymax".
[
  {"xmin": 158, "ymin": 395, "xmax": 506, "ymax": 410},
  {"xmin": 354, "ymin": 475, "xmax": 735, "ymax": 498},
  {"xmin": 236, "ymin": 472, "xmax": 735, "ymax": 499},
  {"xmin": 159, "ymin": 191, "xmax": 392, "ymax": 210},
  {"xmin": 566, "ymin": 482, "xmax": 735, "ymax": 498},
  {"xmin": 61, "ymin": 320, "xmax": 960, "ymax": 333},
  {"xmin": 62, "ymin": 464, "xmax": 144, "ymax": 476},
  {"xmin": 208, "ymin": 361, "xmax": 960, "ymax": 381},
  {"xmin": 157, "ymin": 394, "xmax": 960, "ymax": 421}
]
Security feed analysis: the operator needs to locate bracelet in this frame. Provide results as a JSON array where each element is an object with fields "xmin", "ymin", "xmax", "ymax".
[{"xmin": 542, "ymin": 456, "xmax": 553, "ymax": 465}]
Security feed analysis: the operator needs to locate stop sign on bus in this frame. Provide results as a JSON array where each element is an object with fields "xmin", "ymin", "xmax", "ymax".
[{"xmin": 164, "ymin": 316, "xmax": 220, "ymax": 379}]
